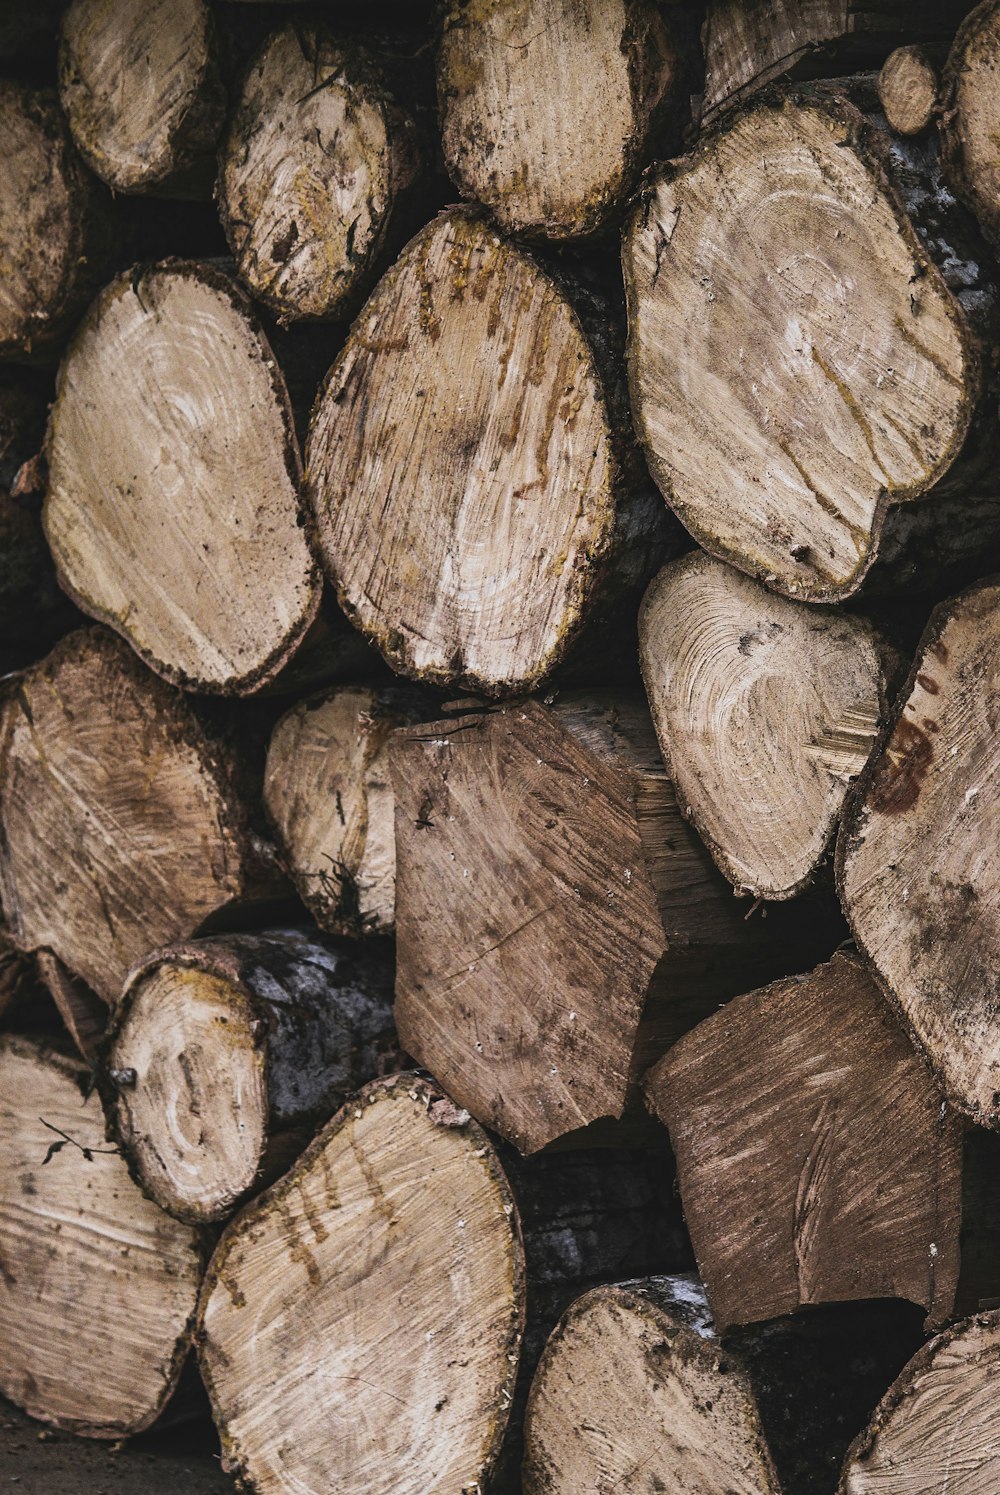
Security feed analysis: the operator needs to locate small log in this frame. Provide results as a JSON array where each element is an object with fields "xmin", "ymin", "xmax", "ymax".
[
  {"xmin": 838, "ymin": 577, "xmax": 1000, "ymax": 1129},
  {"xmin": 104, "ymin": 929, "xmax": 396, "ymax": 1224},
  {"xmin": 839, "ymin": 1311, "xmax": 1000, "ymax": 1492},
  {"xmin": 0, "ymin": 627, "xmax": 289, "ymax": 1004},
  {"xmin": 437, "ymin": 0, "xmax": 687, "ymax": 239},
  {"xmin": 58, "ymin": 0, "xmax": 226, "ymax": 197},
  {"xmin": 264, "ymin": 684, "xmax": 431, "ymax": 935},
  {"xmin": 43, "ymin": 260, "xmax": 320, "ymax": 694},
  {"xmin": 391, "ymin": 692, "xmax": 845, "ymax": 1154},
  {"xmin": 0, "ymin": 1034, "xmax": 207, "ymax": 1437},
  {"xmin": 623, "ymin": 82, "xmax": 1000, "ymax": 604},
  {"xmin": 639, "ymin": 552, "xmax": 892, "ymax": 899},
  {"xmin": 940, "ymin": 1, "xmax": 1000, "ymax": 247},
  {"xmin": 306, "ymin": 207, "xmax": 670, "ymax": 696},
  {"xmin": 878, "ymin": 45, "xmax": 939, "ymax": 135},
  {"xmin": 0, "ymin": 491, "xmax": 77, "ymax": 673},
  {"xmin": 218, "ymin": 26, "xmax": 421, "ymax": 322},
  {"xmin": 644, "ymin": 951, "xmax": 963, "ymax": 1333}
]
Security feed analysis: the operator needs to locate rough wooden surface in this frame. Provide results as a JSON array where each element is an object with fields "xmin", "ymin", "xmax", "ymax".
[
  {"xmin": 58, "ymin": 0, "xmax": 225, "ymax": 197},
  {"xmin": 941, "ymin": 1, "xmax": 1000, "ymax": 246},
  {"xmin": 0, "ymin": 1035, "xmax": 207, "ymax": 1438},
  {"xmin": 645, "ymin": 951, "xmax": 962, "ymax": 1332},
  {"xmin": 44, "ymin": 261, "xmax": 319, "ymax": 695},
  {"xmin": 878, "ymin": 44, "xmax": 938, "ymax": 134},
  {"xmin": 838, "ymin": 578, "xmax": 1000, "ymax": 1129},
  {"xmin": 437, "ymin": 0, "xmax": 684, "ymax": 239}
]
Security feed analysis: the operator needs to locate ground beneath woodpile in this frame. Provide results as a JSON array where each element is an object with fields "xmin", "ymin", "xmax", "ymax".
[{"xmin": 0, "ymin": 1398, "xmax": 234, "ymax": 1492}]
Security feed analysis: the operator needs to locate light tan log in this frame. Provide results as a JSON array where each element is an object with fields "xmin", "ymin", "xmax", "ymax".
[
  {"xmin": 644, "ymin": 951, "xmax": 962, "ymax": 1333},
  {"xmin": 104, "ymin": 930, "xmax": 396, "ymax": 1223},
  {"xmin": 624, "ymin": 83, "xmax": 1000, "ymax": 604},
  {"xmin": 941, "ymin": 1, "xmax": 1000, "ymax": 245},
  {"xmin": 43, "ymin": 260, "xmax": 320, "ymax": 693},
  {"xmin": 306, "ymin": 207, "xmax": 667, "ymax": 695},
  {"xmin": 878, "ymin": 45, "xmax": 938, "ymax": 135},
  {"xmin": 437, "ymin": 0, "xmax": 684, "ymax": 239},
  {"xmin": 0, "ymin": 627, "xmax": 288, "ymax": 1005},
  {"xmin": 58, "ymin": 0, "xmax": 225, "ymax": 197},
  {"xmin": 839, "ymin": 1311, "xmax": 1000, "ymax": 1492},
  {"xmin": 0, "ymin": 1034, "xmax": 206, "ymax": 1437},
  {"xmin": 391, "ymin": 691, "xmax": 843, "ymax": 1154},
  {"xmin": 639, "ymin": 552, "xmax": 891, "ymax": 899},
  {"xmin": 838, "ymin": 578, "xmax": 1000, "ymax": 1129},
  {"xmin": 264, "ymin": 684, "xmax": 430, "ymax": 935},
  {"xmin": 0, "ymin": 82, "xmax": 111, "ymax": 359},
  {"xmin": 219, "ymin": 25, "xmax": 420, "ymax": 322}
]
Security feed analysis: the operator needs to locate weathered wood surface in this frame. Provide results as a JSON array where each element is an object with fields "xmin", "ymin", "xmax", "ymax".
[
  {"xmin": 0, "ymin": 628, "xmax": 287, "ymax": 1004},
  {"xmin": 437, "ymin": 0, "xmax": 687, "ymax": 239},
  {"xmin": 838, "ymin": 578, "xmax": 1000, "ymax": 1129},
  {"xmin": 44, "ymin": 260, "xmax": 319, "ymax": 695},
  {"xmin": 306, "ymin": 208, "xmax": 668, "ymax": 695},
  {"xmin": 941, "ymin": 1, "xmax": 1000, "ymax": 247},
  {"xmin": 644, "ymin": 951, "xmax": 962, "ymax": 1332},
  {"xmin": 0, "ymin": 1034, "xmax": 207, "ymax": 1437},
  {"xmin": 105, "ymin": 929, "xmax": 396, "ymax": 1223},
  {"xmin": 640, "ymin": 552, "xmax": 890, "ymax": 899},
  {"xmin": 878, "ymin": 44, "xmax": 939, "ymax": 134}
]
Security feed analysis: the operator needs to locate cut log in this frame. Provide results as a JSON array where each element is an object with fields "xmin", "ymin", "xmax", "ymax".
[
  {"xmin": 43, "ymin": 260, "xmax": 320, "ymax": 694},
  {"xmin": 104, "ymin": 929, "xmax": 396, "ymax": 1223},
  {"xmin": 306, "ymin": 207, "xmax": 669, "ymax": 695},
  {"xmin": 639, "ymin": 552, "xmax": 892, "ymax": 899},
  {"xmin": 391, "ymin": 691, "xmax": 845, "ymax": 1154},
  {"xmin": 0, "ymin": 83, "xmax": 112, "ymax": 360},
  {"xmin": 941, "ymin": 1, "xmax": 1000, "ymax": 250},
  {"xmin": 0, "ymin": 627, "xmax": 289, "ymax": 1005},
  {"xmin": 878, "ymin": 45, "xmax": 939, "ymax": 135},
  {"xmin": 264, "ymin": 685, "xmax": 431, "ymax": 935},
  {"xmin": 644, "ymin": 950, "xmax": 963, "ymax": 1333},
  {"xmin": 0, "ymin": 1034, "xmax": 207, "ymax": 1437},
  {"xmin": 58, "ymin": 0, "xmax": 226, "ymax": 197},
  {"xmin": 839, "ymin": 1311, "xmax": 1000, "ymax": 1492},
  {"xmin": 837, "ymin": 578, "xmax": 1000, "ymax": 1129},
  {"xmin": 623, "ymin": 83, "xmax": 1000, "ymax": 604},
  {"xmin": 218, "ymin": 26, "xmax": 421, "ymax": 322},
  {"xmin": 437, "ymin": 0, "xmax": 686, "ymax": 239}
]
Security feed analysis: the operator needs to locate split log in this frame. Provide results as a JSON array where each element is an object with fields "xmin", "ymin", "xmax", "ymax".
[
  {"xmin": 0, "ymin": 627, "xmax": 289, "ymax": 1005},
  {"xmin": 639, "ymin": 553, "xmax": 892, "ymax": 899},
  {"xmin": 58, "ymin": 0, "xmax": 226, "ymax": 197},
  {"xmin": 0, "ymin": 83, "xmax": 112, "ymax": 360},
  {"xmin": 644, "ymin": 950, "xmax": 963, "ymax": 1333},
  {"xmin": 218, "ymin": 26, "xmax": 421, "ymax": 322},
  {"xmin": 104, "ymin": 929, "xmax": 396, "ymax": 1223},
  {"xmin": 623, "ymin": 82, "xmax": 1000, "ymax": 605},
  {"xmin": 264, "ymin": 685, "xmax": 431, "ymax": 935},
  {"xmin": 436, "ymin": 0, "xmax": 687, "ymax": 239},
  {"xmin": 306, "ymin": 208, "xmax": 670, "ymax": 695},
  {"xmin": 43, "ymin": 260, "xmax": 320, "ymax": 694},
  {"xmin": 0, "ymin": 1034, "xmax": 207, "ymax": 1437},
  {"xmin": 940, "ymin": 1, "xmax": 1000, "ymax": 247},
  {"xmin": 837, "ymin": 578, "xmax": 1000, "ymax": 1129},
  {"xmin": 839, "ymin": 1311, "xmax": 1000, "ymax": 1492},
  {"xmin": 878, "ymin": 45, "xmax": 939, "ymax": 135},
  {"xmin": 391, "ymin": 692, "xmax": 845, "ymax": 1154}
]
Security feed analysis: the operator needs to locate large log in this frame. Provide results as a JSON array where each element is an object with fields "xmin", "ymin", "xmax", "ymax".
[
  {"xmin": 940, "ymin": 1, "xmax": 1000, "ymax": 247},
  {"xmin": 0, "ymin": 627, "xmax": 289, "ymax": 1004},
  {"xmin": 838, "ymin": 577, "xmax": 1000, "ymax": 1129},
  {"xmin": 306, "ymin": 208, "xmax": 670, "ymax": 696},
  {"xmin": 0, "ymin": 1034, "xmax": 207, "ymax": 1437},
  {"xmin": 43, "ymin": 260, "xmax": 320, "ymax": 694},
  {"xmin": 623, "ymin": 82, "xmax": 1000, "ymax": 605},
  {"xmin": 104, "ymin": 930, "xmax": 396, "ymax": 1223},
  {"xmin": 391, "ymin": 692, "xmax": 845, "ymax": 1154},
  {"xmin": 437, "ymin": 0, "xmax": 688, "ymax": 239}
]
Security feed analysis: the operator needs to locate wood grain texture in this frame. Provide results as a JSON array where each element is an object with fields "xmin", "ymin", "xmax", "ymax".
[
  {"xmin": 0, "ymin": 1034, "xmax": 206, "ymax": 1437},
  {"xmin": 941, "ymin": 1, "xmax": 1000, "ymax": 246},
  {"xmin": 644, "ymin": 951, "xmax": 962, "ymax": 1333},
  {"xmin": 640, "ymin": 552, "xmax": 889, "ymax": 898},
  {"xmin": 44, "ymin": 261, "xmax": 320, "ymax": 694},
  {"xmin": 838, "ymin": 578, "xmax": 1000, "ymax": 1129},
  {"xmin": 878, "ymin": 45, "xmax": 939, "ymax": 135}
]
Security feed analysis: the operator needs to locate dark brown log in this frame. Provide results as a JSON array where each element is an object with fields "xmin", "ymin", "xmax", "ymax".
[
  {"xmin": 104, "ymin": 929, "xmax": 397, "ymax": 1223},
  {"xmin": 878, "ymin": 45, "xmax": 939, "ymax": 135},
  {"xmin": 391, "ymin": 691, "xmax": 845, "ymax": 1155},
  {"xmin": 0, "ymin": 627, "xmax": 290, "ymax": 1005},
  {"xmin": 0, "ymin": 1033, "xmax": 208, "ymax": 1437},
  {"xmin": 941, "ymin": 1, "xmax": 1000, "ymax": 247}
]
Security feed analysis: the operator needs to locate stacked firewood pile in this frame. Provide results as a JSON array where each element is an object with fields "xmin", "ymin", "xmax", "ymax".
[{"xmin": 3, "ymin": 0, "xmax": 1000, "ymax": 1491}]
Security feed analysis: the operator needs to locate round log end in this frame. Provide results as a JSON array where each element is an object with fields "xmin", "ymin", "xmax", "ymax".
[
  {"xmin": 941, "ymin": 0, "xmax": 1000, "ymax": 242},
  {"xmin": 877, "ymin": 46, "xmax": 938, "ymax": 136}
]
